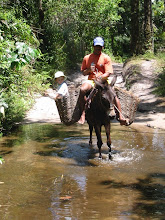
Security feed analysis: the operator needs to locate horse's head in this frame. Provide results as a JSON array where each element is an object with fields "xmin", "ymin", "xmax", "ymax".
[{"xmin": 94, "ymin": 77, "xmax": 116, "ymax": 107}]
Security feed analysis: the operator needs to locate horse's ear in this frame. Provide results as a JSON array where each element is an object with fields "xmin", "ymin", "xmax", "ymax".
[
  {"xmin": 110, "ymin": 75, "xmax": 117, "ymax": 87},
  {"xmin": 94, "ymin": 79, "xmax": 104, "ymax": 89}
]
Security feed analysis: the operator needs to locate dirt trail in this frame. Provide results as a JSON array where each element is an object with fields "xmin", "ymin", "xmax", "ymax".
[
  {"xmin": 123, "ymin": 60, "xmax": 165, "ymax": 130},
  {"xmin": 23, "ymin": 95, "xmax": 61, "ymax": 124},
  {"xmin": 23, "ymin": 62, "xmax": 165, "ymax": 130}
]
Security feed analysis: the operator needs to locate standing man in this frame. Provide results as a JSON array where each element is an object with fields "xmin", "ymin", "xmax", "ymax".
[{"xmin": 78, "ymin": 36, "xmax": 127, "ymax": 125}]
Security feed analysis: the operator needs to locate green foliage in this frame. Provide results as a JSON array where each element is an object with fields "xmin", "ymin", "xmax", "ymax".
[
  {"xmin": 7, "ymin": 0, "xmax": 163, "ymax": 67},
  {"xmin": 42, "ymin": 0, "xmax": 123, "ymax": 69},
  {"xmin": 0, "ymin": 64, "xmax": 50, "ymax": 134},
  {"xmin": 0, "ymin": 40, "xmax": 40, "ymax": 70},
  {"xmin": 152, "ymin": 0, "xmax": 165, "ymax": 52},
  {"xmin": 0, "ymin": 156, "xmax": 4, "ymax": 164},
  {"xmin": 154, "ymin": 67, "xmax": 165, "ymax": 97},
  {"xmin": 132, "ymin": 51, "xmax": 165, "ymax": 65},
  {"xmin": 0, "ymin": 7, "xmax": 39, "ymax": 45},
  {"xmin": 0, "ymin": 6, "xmax": 50, "ymax": 135}
]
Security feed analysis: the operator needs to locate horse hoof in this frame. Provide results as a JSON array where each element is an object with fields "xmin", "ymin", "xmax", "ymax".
[
  {"xmin": 108, "ymin": 152, "xmax": 112, "ymax": 160},
  {"xmin": 99, "ymin": 155, "xmax": 102, "ymax": 159}
]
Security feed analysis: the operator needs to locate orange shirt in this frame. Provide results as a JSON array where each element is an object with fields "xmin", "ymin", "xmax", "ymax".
[{"xmin": 81, "ymin": 52, "xmax": 113, "ymax": 80}]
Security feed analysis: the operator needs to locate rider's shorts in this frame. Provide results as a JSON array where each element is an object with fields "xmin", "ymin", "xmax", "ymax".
[
  {"xmin": 85, "ymin": 77, "xmax": 117, "ymax": 99},
  {"xmin": 85, "ymin": 76, "xmax": 114, "ymax": 87}
]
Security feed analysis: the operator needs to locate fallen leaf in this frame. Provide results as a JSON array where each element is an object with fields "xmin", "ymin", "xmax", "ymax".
[{"xmin": 59, "ymin": 196, "xmax": 72, "ymax": 200}]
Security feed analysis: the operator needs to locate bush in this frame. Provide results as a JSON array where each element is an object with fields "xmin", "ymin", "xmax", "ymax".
[
  {"xmin": 154, "ymin": 67, "xmax": 165, "ymax": 97},
  {"xmin": 0, "ymin": 7, "xmax": 50, "ymax": 135}
]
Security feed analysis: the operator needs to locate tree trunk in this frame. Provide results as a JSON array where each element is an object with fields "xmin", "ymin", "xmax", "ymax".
[
  {"xmin": 130, "ymin": 0, "xmax": 140, "ymax": 55},
  {"xmin": 144, "ymin": 0, "xmax": 153, "ymax": 52},
  {"xmin": 39, "ymin": 0, "xmax": 44, "ymax": 25}
]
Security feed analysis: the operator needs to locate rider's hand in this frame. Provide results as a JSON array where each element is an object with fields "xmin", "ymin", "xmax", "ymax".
[
  {"xmin": 90, "ymin": 62, "xmax": 95, "ymax": 73},
  {"xmin": 95, "ymin": 74, "xmax": 102, "ymax": 81},
  {"xmin": 90, "ymin": 65, "xmax": 95, "ymax": 72}
]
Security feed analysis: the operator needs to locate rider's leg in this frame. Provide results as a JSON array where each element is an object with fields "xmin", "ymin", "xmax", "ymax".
[
  {"xmin": 78, "ymin": 82, "xmax": 92, "ymax": 124},
  {"xmin": 114, "ymin": 96, "xmax": 128, "ymax": 126}
]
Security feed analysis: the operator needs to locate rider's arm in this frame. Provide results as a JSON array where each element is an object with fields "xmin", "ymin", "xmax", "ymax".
[
  {"xmin": 97, "ymin": 55, "xmax": 113, "ymax": 80},
  {"xmin": 98, "ymin": 71, "xmax": 111, "ymax": 80},
  {"xmin": 81, "ymin": 56, "xmax": 94, "ymax": 76},
  {"xmin": 82, "ymin": 68, "xmax": 92, "ymax": 76}
]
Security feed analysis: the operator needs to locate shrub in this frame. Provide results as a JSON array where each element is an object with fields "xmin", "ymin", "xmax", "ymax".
[
  {"xmin": 154, "ymin": 67, "xmax": 165, "ymax": 97},
  {"xmin": 0, "ymin": 7, "xmax": 50, "ymax": 135}
]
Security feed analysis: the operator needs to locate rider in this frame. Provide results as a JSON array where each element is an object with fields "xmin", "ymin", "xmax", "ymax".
[{"xmin": 78, "ymin": 36, "xmax": 128, "ymax": 125}]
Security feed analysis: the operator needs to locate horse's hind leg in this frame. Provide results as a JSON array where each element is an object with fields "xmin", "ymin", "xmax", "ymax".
[
  {"xmin": 105, "ymin": 123, "xmax": 112, "ymax": 159},
  {"xmin": 94, "ymin": 126, "xmax": 103, "ymax": 158}
]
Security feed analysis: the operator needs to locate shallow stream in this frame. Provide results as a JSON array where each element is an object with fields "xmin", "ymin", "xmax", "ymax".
[{"xmin": 0, "ymin": 123, "xmax": 165, "ymax": 219}]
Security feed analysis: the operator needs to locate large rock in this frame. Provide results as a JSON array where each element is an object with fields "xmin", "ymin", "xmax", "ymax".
[{"xmin": 122, "ymin": 59, "xmax": 159, "ymax": 112}]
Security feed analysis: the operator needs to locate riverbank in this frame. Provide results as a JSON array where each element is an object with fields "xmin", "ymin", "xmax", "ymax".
[
  {"xmin": 23, "ymin": 94, "xmax": 165, "ymax": 130},
  {"xmin": 23, "ymin": 61, "xmax": 165, "ymax": 131}
]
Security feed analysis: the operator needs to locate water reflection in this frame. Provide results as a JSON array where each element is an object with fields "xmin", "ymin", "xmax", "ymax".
[{"xmin": 0, "ymin": 123, "xmax": 165, "ymax": 219}]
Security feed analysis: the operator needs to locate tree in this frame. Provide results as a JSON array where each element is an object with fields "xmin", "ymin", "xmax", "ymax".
[
  {"xmin": 152, "ymin": 0, "xmax": 165, "ymax": 52},
  {"xmin": 0, "ymin": 6, "xmax": 49, "ymax": 135},
  {"xmin": 4, "ymin": 0, "xmax": 164, "ymax": 63},
  {"xmin": 143, "ymin": 0, "xmax": 153, "ymax": 52},
  {"xmin": 130, "ymin": 0, "xmax": 154, "ymax": 54},
  {"xmin": 130, "ymin": 0, "xmax": 140, "ymax": 54},
  {"xmin": 38, "ymin": 0, "xmax": 44, "ymax": 25}
]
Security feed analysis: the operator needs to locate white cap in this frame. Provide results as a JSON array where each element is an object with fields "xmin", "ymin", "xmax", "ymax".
[
  {"xmin": 54, "ymin": 71, "xmax": 67, "ymax": 80},
  {"xmin": 93, "ymin": 37, "xmax": 104, "ymax": 47}
]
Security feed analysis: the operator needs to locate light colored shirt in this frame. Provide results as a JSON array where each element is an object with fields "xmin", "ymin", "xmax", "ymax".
[{"xmin": 57, "ymin": 82, "xmax": 69, "ymax": 96}]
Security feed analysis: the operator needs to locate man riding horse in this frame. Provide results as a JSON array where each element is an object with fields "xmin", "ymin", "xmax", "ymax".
[{"xmin": 78, "ymin": 36, "xmax": 128, "ymax": 125}]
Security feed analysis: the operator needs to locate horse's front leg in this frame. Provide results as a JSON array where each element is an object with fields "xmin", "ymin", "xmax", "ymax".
[
  {"xmin": 89, "ymin": 124, "xmax": 93, "ymax": 146},
  {"xmin": 94, "ymin": 125, "xmax": 103, "ymax": 158},
  {"xmin": 104, "ymin": 123, "xmax": 112, "ymax": 159}
]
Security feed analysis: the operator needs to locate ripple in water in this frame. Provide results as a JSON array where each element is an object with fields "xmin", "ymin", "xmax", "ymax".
[
  {"xmin": 96, "ymin": 148, "xmax": 142, "ymax": 166},
  {"xmin": 112, "ymin": 148, "xmax": 142, "ymax": 164}
]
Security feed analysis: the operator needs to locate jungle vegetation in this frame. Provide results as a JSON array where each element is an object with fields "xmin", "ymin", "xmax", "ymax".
[{"xmin": 0, "ymin": 0, "xmax": 164, "ymax": 135}]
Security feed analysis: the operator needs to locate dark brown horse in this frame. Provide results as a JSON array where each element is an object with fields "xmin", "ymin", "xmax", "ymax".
[{"xmin": 85, "ymin": 77, "xmax": 117, "ymax": 159}]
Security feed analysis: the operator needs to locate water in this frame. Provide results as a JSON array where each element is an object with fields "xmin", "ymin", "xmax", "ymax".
[{"xmin": 0, "ymin": 123, "xmax": 165, "ymax": 219}]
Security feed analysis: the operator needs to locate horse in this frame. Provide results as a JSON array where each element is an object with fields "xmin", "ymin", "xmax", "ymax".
[{"xmin": 85, "ymin": 77, "xmax": 117, "ymax": 159}]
